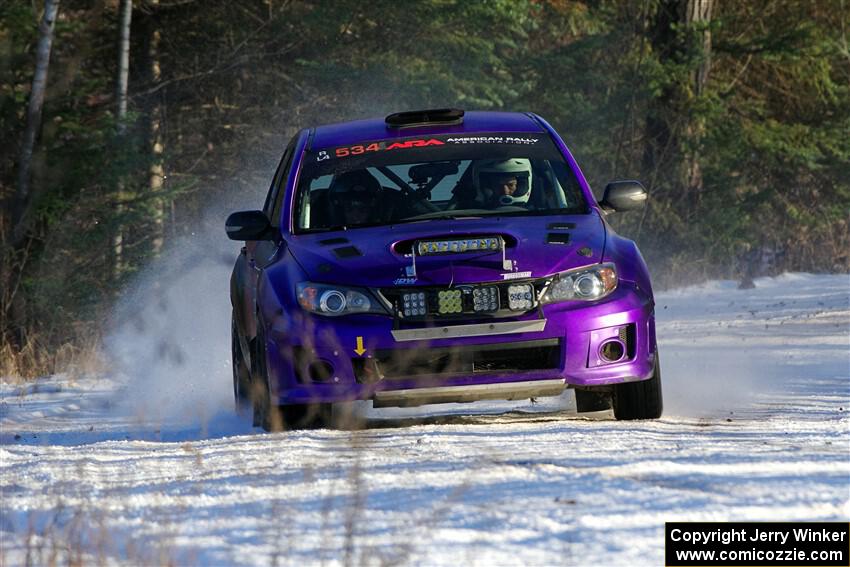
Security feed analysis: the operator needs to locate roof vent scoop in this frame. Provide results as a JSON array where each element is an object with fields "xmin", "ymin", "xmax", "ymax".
[{"xmin": 385, "ymin": 108, "xmax": 465, "ymax": 129}]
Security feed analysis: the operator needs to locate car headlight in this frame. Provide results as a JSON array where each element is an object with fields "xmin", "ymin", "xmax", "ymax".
[
  {"xmin": 540, "ymin": 263, "xmax": 618, "ymax": 304},
  {"xmin": 296, "ymin": 283, "xmax": 388, "ymax": 316}
]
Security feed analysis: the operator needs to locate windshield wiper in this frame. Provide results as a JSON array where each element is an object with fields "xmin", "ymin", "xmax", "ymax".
[
  {"xmin": 299, "ymin": 208, "xmax": 589, "ymax": 233},
  {"xmin": 299, "ymin": 226, "xmax": 342, "ymax": 233},
  {"xmin": 494, "ymin": 207, "xmax": 590, "ymax": 217},
  {"xmin": 399, "ymin": 210, "xmax": 494, "ymax": 222},
  {"xmin": 299, "ymin": 221, "xmax": 387, "ymax": 233}
]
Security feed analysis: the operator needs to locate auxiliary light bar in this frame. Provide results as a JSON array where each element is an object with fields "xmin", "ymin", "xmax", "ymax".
[
  {"xmin": 416, "ymin": 237, "xmax": 502, "ymax": 256},
  {"xmin": 408, "ymin": 236, "xmax": 511, "ymax": 277}
]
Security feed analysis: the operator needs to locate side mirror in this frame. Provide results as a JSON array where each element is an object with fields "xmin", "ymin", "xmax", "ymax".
[
  {"xmin": 225, "ymin": 210, "xmax": 273, "ymax": 241},
  {"xmin": 599, "ymin": 180, "xmax": 648, "ymax": 212}
]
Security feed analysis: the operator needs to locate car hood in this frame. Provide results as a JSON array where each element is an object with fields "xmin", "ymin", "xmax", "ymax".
[{"xmin": 286, "ymin": 213, "xmax": 606, "ymax": 287}]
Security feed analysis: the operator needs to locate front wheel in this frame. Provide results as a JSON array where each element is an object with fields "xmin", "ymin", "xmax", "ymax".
[
  {"xmin": 575, "ymin": 389, "xmax": 612, "ymax": 413},
  {"xmin": 612, "ymin": 352, "xmax": 663, "ymax": 420},
  {"xmin": 250, "ymin": 321, "xmax": 329, "ymax": 431},
  {"xmin": 231, "ymin": 315, "xmax": 252, "ymax": 416}
]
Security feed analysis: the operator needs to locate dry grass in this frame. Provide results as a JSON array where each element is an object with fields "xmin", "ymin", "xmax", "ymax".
[
  {"xmin": 0, "ymin": 432, "xmax": 418, "ymax": 566},
  {"xmin": 0, "ymin": 332, "xmax": 106, "ymax": 383},
  {"xmin": 0, "ymin": 510, "xmax": 184, "ymax": 567}
]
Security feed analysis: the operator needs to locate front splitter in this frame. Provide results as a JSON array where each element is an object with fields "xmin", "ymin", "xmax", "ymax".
[{"xmin": 372, "ymin": 378, "xmax": 567, "ymax": 408}]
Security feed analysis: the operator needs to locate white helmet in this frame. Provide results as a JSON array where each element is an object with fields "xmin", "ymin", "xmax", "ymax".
[{"xmin": 475, "ymin": 158, "xmax": 533, "ymax": 206}]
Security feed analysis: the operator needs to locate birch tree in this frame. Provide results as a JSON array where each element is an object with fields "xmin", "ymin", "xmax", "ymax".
[
  {"xmin": 142, "ymin": 0, "xmax": 165, "ymax": 254},
  {"xmin": 12, "ymin": 0, "xmax": 61, "ymax": 246},
  {"xmin": 113, "ymin": 0, "xmax": 133, "ymax": 277},
  {"xmin": 116, "ymin": 0, "xmax": 133, "ymax": 132}
]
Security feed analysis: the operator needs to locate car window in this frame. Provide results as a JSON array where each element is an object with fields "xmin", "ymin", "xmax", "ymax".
[
  {"xmin": 294, "ymin": 133, "xmax": 587, "ymax": 232},
  {"xmin": 262, "ymin": 153, "xmax": 287, "ymax": 219},
  {"xmin": 264, "ymin": 134, "xmax": 299, "ymax": 227}
]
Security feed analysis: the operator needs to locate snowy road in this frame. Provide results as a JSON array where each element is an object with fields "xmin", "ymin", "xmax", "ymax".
[{"xmin": 1, "ymin": 273, "xmax": 848, "ymax": 566}]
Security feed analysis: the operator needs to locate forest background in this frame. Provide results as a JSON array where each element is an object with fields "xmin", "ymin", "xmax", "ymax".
[{"xmin": 1, "ymin": 0, "xmax": 848, "ymax": 378}]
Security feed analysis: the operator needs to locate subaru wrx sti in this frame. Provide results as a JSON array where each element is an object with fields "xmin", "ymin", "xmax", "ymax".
[{"xmin": 227, "ymin": 109, "xmax": 661, "ymax": 430}]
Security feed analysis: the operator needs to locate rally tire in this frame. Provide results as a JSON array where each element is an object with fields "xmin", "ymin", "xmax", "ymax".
[
  {"xmin": 250, "ymin": 321, "xmax": 274, "ymax": 430},
  {"xmin": 279, "ymin": 403, "xmax": 331, "ymax": 430},
  {"xmin": 250, "ymin": 320, "xmax": 329, "ymax": 432},
  {"xmin": 575, "ymin": 389, "xmax": 612, "ymax": 413},
  {"xmin": 612, "ymin": 352, "xmax": 663, "ymax": 420}
]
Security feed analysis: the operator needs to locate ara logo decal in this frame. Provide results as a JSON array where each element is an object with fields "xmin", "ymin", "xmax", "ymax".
[{"xmin": 385, "ymin": 139, "xmax": 445, "ymax": 151}]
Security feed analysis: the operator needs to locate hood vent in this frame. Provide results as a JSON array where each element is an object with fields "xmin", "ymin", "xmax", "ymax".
[
  {"xmin": 320, "ymin": 237, "xmax": 349, "ymax": 246},
  {"xmin": 333, "ymin": 245, "xmax": 363, "ymax": 258},
  {"xmin": 546, "ymin": 233, "xmax": 571, "ymax": 245}
]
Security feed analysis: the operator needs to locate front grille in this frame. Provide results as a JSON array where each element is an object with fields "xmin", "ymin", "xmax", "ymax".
[
  {"xmin": 380, "ymin": 281, "xmax": 548, "ymax": 320},
  {"xmin": 352, "ymin": 339, "xmax": 561, "ymax": 382}
]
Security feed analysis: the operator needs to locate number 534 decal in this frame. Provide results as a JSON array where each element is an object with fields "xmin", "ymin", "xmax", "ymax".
[{"xmin": 335, "ymin": 143, "xmax": 381, "ymax": 157}]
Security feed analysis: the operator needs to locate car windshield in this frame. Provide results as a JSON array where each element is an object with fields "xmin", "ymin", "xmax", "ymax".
[{"xmin": 293, "ymin": 132, "xmax": 588, "ymax": 232}]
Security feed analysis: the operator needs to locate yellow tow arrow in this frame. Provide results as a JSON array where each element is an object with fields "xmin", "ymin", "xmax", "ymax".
[{"xmin": 354, "ymin": 336, "xmax": 366, "ymax": 356}]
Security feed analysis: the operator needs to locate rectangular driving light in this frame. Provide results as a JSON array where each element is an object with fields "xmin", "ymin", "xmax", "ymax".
[
  {"xmin": 402, "ymin": 291, "xmax": 426, "ymax": 317},
  {"xmin": 472, "ymin": 286, "xmax": 499, "ymax": 312},
  {"xmin": 437, "ymin": 289, "xmax": 463, "ymax": 314},
  {"xmin": 507, "ymin": 284, "xmax": 535, "ymax": 311}
]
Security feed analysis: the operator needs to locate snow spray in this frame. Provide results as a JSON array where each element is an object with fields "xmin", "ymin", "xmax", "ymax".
[
  {"xmin": 654, "ymin": 278, "xmax": 809, "ymax": 419},
  {"xmin": 104, "ymin": 174, "xmax": 269, "ymax": 432}
]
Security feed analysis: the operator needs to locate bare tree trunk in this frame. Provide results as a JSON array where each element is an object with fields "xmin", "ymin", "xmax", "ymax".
[
  {"xmin": 12, "ymin": 0, "xmax": 61, "ymax": 246},
  {"xmin": 143, "ymin": 0, "xmax": 165, "ymax": 255},
  {"xmin": 113, "ymin": 0, "xmax": 133, "ymax": 279},
  {"xmin": 687, "ymin": 0, "xmax": 714, "ymax": 97},
  {"xmin": 641, "ymin": 0, "xmax": 678, "ymax": 184},
  {"xmin": 641, "ymin": 0, "xmax": 713, "ymax": 207},
  {"xmin": 116, "ymin": 0, "xmax": 133, "ymax": 132},
  {"xmin": 683, "ymin": 0, "xmax": 713, "ymax": 209}
]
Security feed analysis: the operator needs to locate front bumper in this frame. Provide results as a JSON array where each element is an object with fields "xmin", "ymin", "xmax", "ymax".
[{"xmin": 263, "ymin": 281, "xmax": 656, "ymax": 406}]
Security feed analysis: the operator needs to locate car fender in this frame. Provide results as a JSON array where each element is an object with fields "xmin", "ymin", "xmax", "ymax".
[
  {"xmin": 230, "ymin": 248, "xmax": 256, "ymax": 348},
  {"xmin": 602, "ymin": 227, "xmax": 654, "ymax": 298}
]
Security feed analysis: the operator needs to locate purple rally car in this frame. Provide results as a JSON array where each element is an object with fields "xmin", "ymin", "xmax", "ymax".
[{"xmin": 227, "ymin": 109, "xmax": 662, "ymax": 430}]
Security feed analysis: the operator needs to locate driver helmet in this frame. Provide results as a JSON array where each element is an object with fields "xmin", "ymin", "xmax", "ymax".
[
  {"xmin": 475, "ymin": 158, "xmax": 533, "ymax": 206},
  {"xmin": 328, "ymin": 169, "xmax": 381, "ymax": 224}
]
